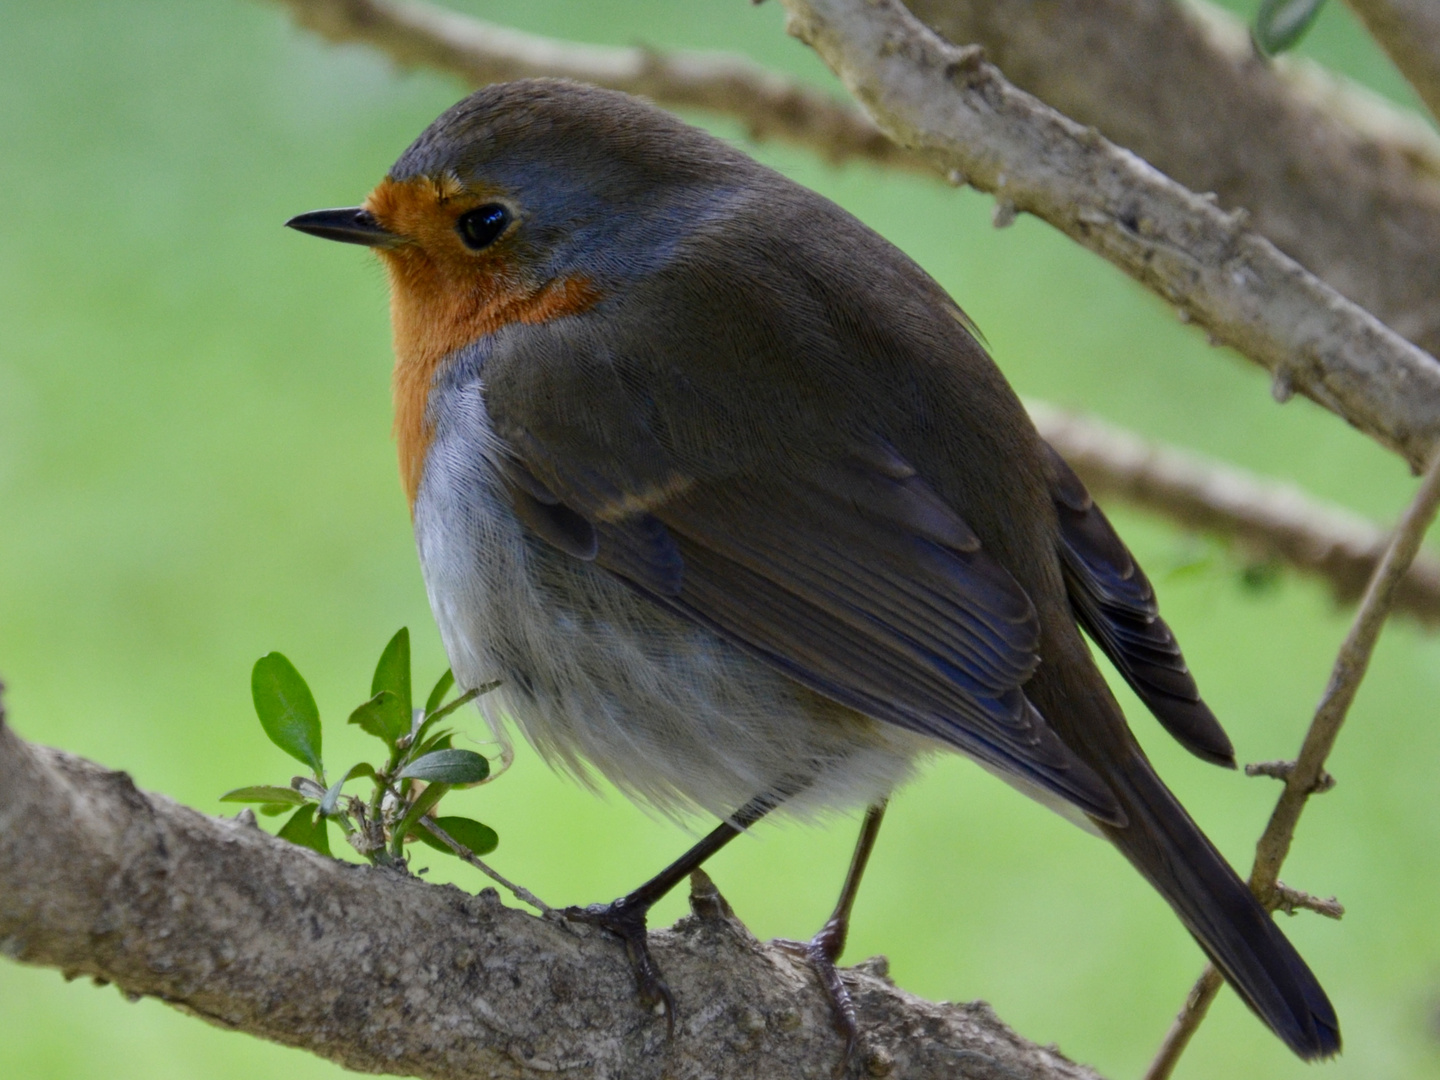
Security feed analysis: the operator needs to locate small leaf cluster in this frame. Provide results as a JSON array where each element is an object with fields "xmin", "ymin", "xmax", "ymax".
[{"xmin": 222, "ymin": 628, "xmax": 500, "ymax": 870}]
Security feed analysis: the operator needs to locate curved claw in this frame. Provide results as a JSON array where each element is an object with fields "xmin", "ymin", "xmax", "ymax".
[
  {"xmin": 563, "ymin": 901, "xmax": 676, "ymax": 1036},
  {"xmin": 777, "ymin": 929, "xmax": 860, "ymax": 1077}
]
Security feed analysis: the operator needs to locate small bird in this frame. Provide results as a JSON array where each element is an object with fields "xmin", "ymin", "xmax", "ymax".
[{"xmin": 288, "ymin": 79, "xmax": 1339, "ymax": 1062}]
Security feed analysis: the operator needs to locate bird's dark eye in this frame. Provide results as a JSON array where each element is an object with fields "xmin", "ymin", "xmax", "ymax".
[{"xmin": 456, "ymin": 203, "xmax": 511, "ymax": 250}]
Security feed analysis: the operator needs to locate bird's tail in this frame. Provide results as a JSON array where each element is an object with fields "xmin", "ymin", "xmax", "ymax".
[{"xmin": 1097, "ymin": 749, "xmax": 1341, "ymax": 1059}]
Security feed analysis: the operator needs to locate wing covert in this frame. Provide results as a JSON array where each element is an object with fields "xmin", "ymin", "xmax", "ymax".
[{"xmin": 505, "ymin": 431, "xmax": 1124, "ymax": 823}]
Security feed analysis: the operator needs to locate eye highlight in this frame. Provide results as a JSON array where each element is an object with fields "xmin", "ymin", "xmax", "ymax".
[{"xmin": 455, "ymin": 203, "xmax": 511, "ymax": 251}]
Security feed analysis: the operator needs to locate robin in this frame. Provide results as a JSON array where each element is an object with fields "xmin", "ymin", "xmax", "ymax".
[{"xmin": 287, "ymin": 79, "xmax": 1339, "ymax": 1062}]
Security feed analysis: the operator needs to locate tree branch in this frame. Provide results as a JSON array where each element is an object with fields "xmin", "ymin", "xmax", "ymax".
[
  {"xmin": 264, "ymin": 0, "xmax": 928, "ymax": 172},
  {"xmin": 907, "ymin": 0, "xmax": 1440, "ymax": 356},
  {"xmin": 775, "ymin": 0, "xmax": 1440, "ymax": 472},
  {"xmin": 1143, "ymin": 448, "xmax": 1440, "ymax": 1079},
  {"xmin": 0, "ymin": 710, "xmax": 1105, "ymax": 1080},
  {"xmin": 1342, "ymin": 0, "xmax": 1440, "ymax": 124},
  {"xmin": 1030, "ymin": 404, "xmax": 1440, "ymax": 626}
]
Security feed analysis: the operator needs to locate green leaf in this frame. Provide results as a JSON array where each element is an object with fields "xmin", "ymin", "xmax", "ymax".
[
  {"xmin": 371, "ymin": 628, "xmax": 412, "ymax": 733},
  {"xmin": 258, "ymin": 803, "xmax": 295, "ymax": 817},
  {"xmin": 390, "ymin": 781, "xmax": 451, "ymax": 855},
  {"xmin": 251, "ymin": 653, "xmax": 323, "ymax": 773},
  {"xmin": 277, "ymin": 804, "xmax": 332, "ymax": 857},
  {"xmin": 220, "ymin": 785, "xmax": 307, "ymax": 806},
  {"xmin": 348, "ymin": 690, "xmax": 408, "ymax": 747},
  {"xmin": 318, "ymin": 776, "xmax": 348, "ymax": 817},
  {"xmin": 397, "ymin": 748, "xmax": 489, "ymax": 785},
  {"xmin": 423, "ymin": 668, "xmax": 455, "ymax": 719},
  {"xmin": 1253, "ymin": 0, "xmax": 1326, "ymax": 56},
  {"xmin": 418, "ymin": 816, "xmax": 499, "ymax": 857},
  {"xmin": 319, "ymin": 762, "xmax": 376, "ymax": 817},
  {"xmin": 412, "ymin": 729, "xmax": 453, "ymax": 760}
]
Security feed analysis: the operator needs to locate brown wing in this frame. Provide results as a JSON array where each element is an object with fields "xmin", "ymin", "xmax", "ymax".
[{"xmin": 501, "ymin": 436, "xmax": 1124, "ymax": 824}]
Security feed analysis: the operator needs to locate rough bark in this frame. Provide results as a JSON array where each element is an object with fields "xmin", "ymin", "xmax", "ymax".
[
  {"xmin": 907, "ymin": 0, "xmax": 1440, "ymax": 356},
  {"xmin": 775, "ymin": 0, "xmax": 1440, "ymax": 473},
  {"xmin": 0, "ymin": 717, "xmax": 1104, "ymax": 1080}
]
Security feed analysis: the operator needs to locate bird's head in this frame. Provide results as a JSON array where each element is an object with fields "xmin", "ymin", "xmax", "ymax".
[
  {"xmin": 289, "ymin": 79, "xmax": 749, "ymax": 371},
  {"xmin": 287, "ymin": 78, "xmax": 749, "ymax": 502}
]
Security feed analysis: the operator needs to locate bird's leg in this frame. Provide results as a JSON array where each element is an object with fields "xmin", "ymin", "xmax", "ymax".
[
  {"xmin": 778, "ymin": 801, "xmax": 887, "ymax": 1071},
  {"xmin": 564, "ymin": 792, "xmax": 779, "ymax": 1032}
]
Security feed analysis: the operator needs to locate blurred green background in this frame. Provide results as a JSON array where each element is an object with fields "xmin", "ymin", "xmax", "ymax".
[{"xmin": 2, "ymin": 1, "xmax": 1438, "ymax": 1077}]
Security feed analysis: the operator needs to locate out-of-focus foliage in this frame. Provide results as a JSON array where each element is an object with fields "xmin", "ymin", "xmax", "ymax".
[
  {"xmin": 1254, "ymin": 0, "xmax": 1328, "ymax": 56},
  {"xmin": 0, "ymin": 2, "xmax": 1436, "ymax": 1079}
]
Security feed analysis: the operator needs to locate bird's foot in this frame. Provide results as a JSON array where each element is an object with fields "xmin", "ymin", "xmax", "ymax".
[
  {"xmin": 563, "ymin": 898, "xmax": 676, "ymax": 1035},
  {"xmin": 777, "ymin": 918, "xmax": 859, "ymax": 1076}
]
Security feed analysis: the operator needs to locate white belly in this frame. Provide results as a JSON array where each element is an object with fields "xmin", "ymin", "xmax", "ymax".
[{"xmin": 411, "ymin": 375, "xmax": 929, "ymax": 822}]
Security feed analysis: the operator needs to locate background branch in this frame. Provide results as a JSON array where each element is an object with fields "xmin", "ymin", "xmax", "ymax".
[
  {"xmin": 776, "ymin": 0, "xmax": 1440, "ymax": 472},
  {"xmin": 1030, "ymin": 404, "xmax": 1440, "ymax": 626},
  {"xmin": 265, "ymin": 0, "xmax": 926, "ymax": 172},
  {"xmin": 907, "ymin": 0, "xmax": 1440, "ymax": 355},
  {"xmin": 0, "ymin": 712, "xmax": 1105, "ymax": 1080}
]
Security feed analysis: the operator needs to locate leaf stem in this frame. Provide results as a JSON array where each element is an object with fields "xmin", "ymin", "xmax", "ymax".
[{"xmin": 418, "ymin": 816, "xmax": 551, "ymax": 915}]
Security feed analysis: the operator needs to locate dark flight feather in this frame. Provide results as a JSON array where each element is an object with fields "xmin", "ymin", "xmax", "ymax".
[{"xmin": 1043, "ymin": 444, "xmax": 1236, "ymax": 767}]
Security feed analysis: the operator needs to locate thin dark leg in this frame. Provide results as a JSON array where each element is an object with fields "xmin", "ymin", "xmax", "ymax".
[
  {"xmin": 564, "ymin": 792, "xmax": 780, "ymax": 1031},
  {"xmin": 779, "ymin": 800, "xmax": 888, "ymax": 1074}
]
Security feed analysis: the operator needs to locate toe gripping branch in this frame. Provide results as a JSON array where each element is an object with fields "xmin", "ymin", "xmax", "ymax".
[
  {"xmin": 561, "ymin": 792, "xmax": 782, "ymax": 1035},
  {"xmin": 779, "ymin": 801, "xmax": 888, "ymax": 1076},
  {"xmin": 565, "ymin": 895, "xmax": 677, "ymax": 1032}
]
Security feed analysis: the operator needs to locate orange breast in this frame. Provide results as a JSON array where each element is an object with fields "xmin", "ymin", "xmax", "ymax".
[{"xmin": 364, "ymin": 176, "xmax": 601, "ymax": 510}]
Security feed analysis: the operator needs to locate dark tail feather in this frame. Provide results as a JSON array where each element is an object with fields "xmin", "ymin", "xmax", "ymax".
[{"xmin": 1100, "ymin": 756, "xmax": 1341, "ymax": 1059}]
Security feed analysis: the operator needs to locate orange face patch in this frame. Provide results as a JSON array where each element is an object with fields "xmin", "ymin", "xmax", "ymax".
[{"xmin": 363, "ymin": 176, "xmax": 602, "ymax": 509}]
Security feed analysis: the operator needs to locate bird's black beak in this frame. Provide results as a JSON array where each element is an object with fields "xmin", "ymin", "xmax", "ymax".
[{"xmin": 285, "ymin": 207, "xmax": 400, "ymax": 247}]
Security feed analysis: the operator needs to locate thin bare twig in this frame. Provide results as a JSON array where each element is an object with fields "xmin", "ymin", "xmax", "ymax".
[
  {"xmin": 1251, "ymin": 457, "xmax": 1440, "ymax": 895},
  {"xmin": 1144, "ymin": 449, "xmax": 1440, "ymax": 1080},
  {"xmin": 1243, "ymin": 759, "xmax": 1335, "ymax": 793},
  {"xmin": 417, "ymin": 814, "xmax": 552, "ymax": 914},
  {"xmin": 1272, "ymin": 883, "xmax": 1345, "ymax": 921},
  {"xmin": 1031, "ymin": 404, "xmax": 1440, "ymax": 627}
]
